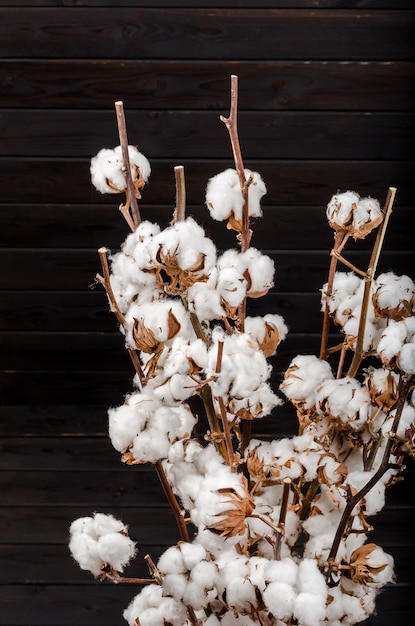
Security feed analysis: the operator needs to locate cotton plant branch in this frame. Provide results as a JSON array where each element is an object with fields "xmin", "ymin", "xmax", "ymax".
[
  {"xmin": 172, "ymin": 165, "xmax": 186, "ymax": 223},
  {"xmin": 155, "ymin": 459, "xmax": 190, "ymax": 543},
  {"xmin": 115, "ymin": 100, "xmax": 141, "ymax": 229},
  {"xmin": 347, "ymin": 187, "xmax": 396, "ymax": 378},
  {"xmin": 96, "ymin": 247, "xmax": 146, "ymax": 385},
  {"xmin": 326, "ymin": 372, "xmax": 414, "ymax": 574}
]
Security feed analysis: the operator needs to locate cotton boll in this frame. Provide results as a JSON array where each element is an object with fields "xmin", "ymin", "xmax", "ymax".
[
  {"xmin": 93, "ymin": 512, "xmax": 126, "ymax": 536},
  {"xmin": 327, "ymin": 191, "xmax": 360, "ymax": 232},
  {"xmin": 187, "ymin": 280, "xmax": 225, "ymax": 321},
  {"xmin": 97, "ymin": 532, "xmax": 136, "ymax": 572},
  {"xmin": 180, "ymin": 542, "xmax": 207, "ymax": 571},
  {"xmin": 245, "ymin": 313, "xmax": 288, "ymax": 357},
  {"xmin": 216, "ymin": 265, "xmax": 247, "ymax": 309},
  {"xmin": 241, "ymin": 248, "xmax": 275, "ymax": 297},
  {"xmin": 162, "ymin": 572, "xmax": 188, "ymax": 600},
  {"xmin": 399, "ymin": 340, "xmax": 415, "ymax": 374},
  {"xmin": 263, "ymin": 582, "xmax": 295, "ymax": 620},
  {"xmin": 205, "ymin": 168, "xmax": 266, "ymax": 223},
  {"xmin": 108, "ymin": 392, "xmax": 159, "ymax": 453},
  {"xmin": 90, "ymin": 145, "xmax": 150, "ymax": 195},
  {"xmin": 158, "ymin": 545, "xmax": 186, "ymax": 574},
  {"xmin": 226, "ymin": 576, "xmax": 257, "ymax": 612},
  {"xmin": 377, "ymin": 317, "xmax": 415, "ymax": 370},
  {"xmin": 69, "ymin": 532, "xmax": 102, "ymax": 576},
  {"xmin": 281, "ymin": 354, "xmax": 334, "ymax": 408},
  {"xmin": 264, "ymin": 557, "xmax": 298, "ymax": 587},
  {"xmin": 315, "ymin": 377, "xmax": 371, "ymax": 430},
  {"xmin": 294, "ymin": 593, "xmax": 327, "ymax": 626},
  {"xmin": 130, "ymin": 427, "xmax": 170, "ymax": 463},
  {"xmin": 373, "ymin": 272, "xmax": 415, "ymax": 320},
  {"xmin": 321, "ymin": 271, "xmax": 362, "ymax": 316}
]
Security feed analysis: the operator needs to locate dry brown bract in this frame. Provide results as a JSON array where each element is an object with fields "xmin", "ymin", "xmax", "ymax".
[{"xmin": 206, "ymin": 478, "xmax": 255, "ymax": 538}]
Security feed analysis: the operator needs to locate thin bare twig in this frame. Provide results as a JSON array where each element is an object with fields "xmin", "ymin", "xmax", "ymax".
[
  {"xmin": 115, "ymin": 100, "xmax": 141, "ymax": 228},
  {"xmin": 104, "ymin": 569, "xmax": 154, "ymax": 585},
  {"xmin": 320, "ymin": 231, "xmax": 346, "ymax": 360},
  {"xmin": 274, "ymin": 478, "xmax": 291, "ymax": 560},
  {"xmin": 220, "ymin": 74, "xmax": 252, "ymax": 253},
  {"xmin": 172, "ymin": 165, "xmax": 186, "ymax": 223},
  {"xmin": 155, "ymin": 459, "xmax": 190, "ymax": 542}
]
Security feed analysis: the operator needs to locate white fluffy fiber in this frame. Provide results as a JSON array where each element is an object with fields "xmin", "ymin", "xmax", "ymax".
[
  {"xmin": 377, "ymin": 317, "xmax": 415, "ymax": 374},
  {"xmin": 373, "ymin": 272, "xmax": 415, "ymax": 319},
  {"xmin": 91, "ymin": 145, "xmax": 151, "ymax": 194},
  {"xmin": 205, "ymin": 168, "xmax": 266, "ymax": 222},
  {"xmin": 281, "ymin": 354, "xmax": 333, "ymax": 409},
  {"xmin": 326, "ymin": 191, "xmax": 382, "ymax": 238},
  {"xmin": 69, "ymin": 513, "xmax": 136, "ymax": 576}
]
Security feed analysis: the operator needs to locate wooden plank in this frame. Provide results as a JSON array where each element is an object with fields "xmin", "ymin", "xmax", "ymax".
[
  {"xmin": 0, "ymin": 291, "xmax": 324, "ymax": 333},
  {"xmin": 0, "ymin": 158, "xmax": 413, "ymax": 206},
  {"xmin": 0, "ymin": 9, "xmax": 413, "ymax": 61},
  {"xmin": 0, "ymin": 505, "xmax": 178, "ymax": 544},
  {"xmin": 2, "ymin": 60, "xmax": 413, "ymax": 111},
  {"xmin": 0, "ymin": 249, "xmax": 412, "ymax": 291},
  {"xmin": 0, "ymin": 203, "xmax": 411, "ymax": 251},
  {"xmin": 0, "ymin": 404, "xmax": 111, "ymax": 436},
  {"xmin": 2, "ymin": 110, "xmax": 414, "ymax": 160},
  {"xmin": 0, "ymin": 330, "xmax": 341, "ymax": 371},
  {"xmin": 0, "ymin": 543, "xmax": 171, "ymax": 584},
  {"xmin": 0, "ymin": 469, "xmax": 169, "ymax": 506},
  {"xmin": 3, "ymin": 2, "xmax": 414, "ymax": 9}
]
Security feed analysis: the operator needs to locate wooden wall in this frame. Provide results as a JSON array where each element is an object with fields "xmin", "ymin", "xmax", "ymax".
[{"xmin": 0, "ymin": 1, "xmax": 414, "ymax": 624}]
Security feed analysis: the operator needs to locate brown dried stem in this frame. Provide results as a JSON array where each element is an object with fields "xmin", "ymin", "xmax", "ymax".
[
  {"xmin": 172, "ymin": 165, "xmax": 186, "ymax": 223},
  {"xmin": 327, "ymin": 373, "xmax": 413, "ymax": 568},
  {"xmin": 97, "ymin": 247, "xmax": 146, "ymax": 385},
  {"xmin": 144, "ymin": 553, "xmax": 163, "ymax": 585},
  {"xmin": 115, "ymin": 100, "xmax": 141, "ymax": 228},
  {"xmin": 155, "ymin": 459, "xmax": 190, "ymax": 543},
  {"xmin": 274, "ymin": 478, "xmax": 291, "ymax": 560},
  {"xmin": 104, "ymin": 569, "xmax": 154, "ymax": 585},
  {"xmin": 320, "ymin": 231, "xmax": 346, "ymax": 360},
  {"xmin": 217, "ymin": 395, "xmax": 238, "ymax": 470},
  {"xmin": 347, "ymin": 187, "xmax": 396, "ymax": 378},
  {"xmin": 220, "ymin": 74, "xmax": 251, "ymax": 253}
]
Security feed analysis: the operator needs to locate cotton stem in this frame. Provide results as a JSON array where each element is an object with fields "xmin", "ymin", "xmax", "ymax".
[
  {"xmin": 155, "ymin": 459, "xmax": 190, "ymax": 543},
  {"xmin": 217, "ymin": 395, "xmax": 238, "ymax": 470},
  {"xmin": 97, "ymin": 247, "xmax": 145, "ymax": 385},
  {"xmin": 104, "ymin": 569, "xmax": 154, "ymax": 585},
  {"xmin": 327, "ymin": 373, "xmax": 413, "ymax": 568},
  {"xmin": 320, "ymin": 231, "xmax": 346, "ymax": 360},
  {"xmin": 220, "ymin": 74, "xmax": 252, "ymax": 253},
  {"xmin": 274, "ymin": 478, "xmax": 291, "ymax": 560},
  {"xmin": 172, "ymin": 165, "xmax": 186, "ymax": 223},
  {"xmin": 347, "ymin": 187, "xmax": 396, "ymax": 378},
  {"xmin": 115, "ymin": 100, "xmax": 141, "ymax": 228}
]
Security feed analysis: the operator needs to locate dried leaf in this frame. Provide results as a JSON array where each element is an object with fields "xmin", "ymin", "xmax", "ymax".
[
  {"xmin": 166, "ymin": 309, "xmax": 181, "ymax": 340},
  {"xmin": 206, "ymin": 478, "xmax": 255, "ymax": 538},
  {"xmin": 132, "ymin": 318, "xmax": 159, "ymax": 353},
  {"xmin": 348, "ymin": 543, "xmax": 388, "ymax": 585}
]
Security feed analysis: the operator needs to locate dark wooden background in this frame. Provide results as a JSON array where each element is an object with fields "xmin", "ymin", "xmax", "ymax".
[{"xmin": 0, "ymin": 1, "xmax": 414, "ymax": 625}]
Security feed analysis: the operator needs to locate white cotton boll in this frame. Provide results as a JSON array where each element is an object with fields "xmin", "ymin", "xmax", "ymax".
[
  {"xmin": 399, "ymin": 340, "xmax": 415, "ymax": 374},
  {"xmin": 340, "ymin": 591, "xmax": 374, "ymax": 624},
  {"xmin": 264, "ymin": 557, "xmax": 298, "ymax": 587},
  {"xmin": 263, "ymin": 582, "xmax": 295, "ymax": 620},
  {"xmin": 180, "ymin": 542, "xmax": 207, "ymax": 570},
  {"xmin": 297, "ymin": 558, "xmax": 327, "ymax": 597},
  {"xmin": 315, "ymin": 377, "xmax": 371, "ymax": 429},
  {"xmin": 187, "ymin": 280, "xmax": 225, "ymax": 321},
  {"xmin": 241, "ymin": 248, "xmax": 275, "ymax": 296},
  {"xmin": 90, "ymin": 145, "xmax": 150, "ymax": 195},
  {"xmin": 131, "ymin": 427, "xmax": 170, "ymax": 463},
  {"xmin": 162, "ymin": 573, "xmax": 188, "ymax": 600},
  {"xmin": 93, "ymin": 512, "xmax": 126, "ymax": 536},
  {"xmin": 183, "ymin": 579, "xmax": 214, "ymax": 610},
  {"xmin": 373, "ymin": 272, "xmax": 415, "ymax": 319},
  {"xmin": 205, "ymin": 168, "xmax": 266, "ymax": 223},
  {"xmin": 158, "ymin": 545, "xmax": 186, "ymax": 574},
  {"xmin": 216, "ymin": 266, "xmax": 247, "ymax": 308},
  {"xmin": 353, "ymin": 197, "xmax": 382, "ymax": 234},
  {"xmin": 327, "ymin": 190, "xmax": 360, "ymax": 229},
  {"xmin": 69, "ymin": 532, "xmax": 102, "ymax": 576},
  {"xmin": 206, "ymin": 168, "xmax": 243, "ymax": 221},
  {"xmin": 108, "ymin": 392, "xmax": 158, "ymax": 453},
  {"xmin": 226, "ymin": 576, "xmax": 257, "ymax": 611},
  {"xmin": 347, "ymin": 471, "xmax": 386, "ymax": 516},
  {"xmin": 218, "ymin": 555, "xmax": 250, "ymax": 590},
  {"xmin": 281, "ymin": 354, "xmax": 333, "ymax": 408},
  {"xmin": 293, "ymin": 593, "xmax": 327, "ymax": 626},
  {"xmin": 322, "ymin": 271, "xmax": 362, "ymax": 315},
  {"xmin": 97, "ymin": 532, "xmax": 136, "ymax": 572}
]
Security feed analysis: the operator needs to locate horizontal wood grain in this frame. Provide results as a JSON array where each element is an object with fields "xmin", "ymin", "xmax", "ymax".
[
  {"xmin": 2, "ymin": 2, "xmax": 414, "ymax": 9},
  {"xmin": 1, "ymin": 249, "xmax": 412, "ymax": 291},
  {"xmin": 1, "ymin": 158, "xmax": 413, "ymax": 206},
  {"xmin": 0, "ymin": 291, "xmax": 323, "ymax": 333},
  {"xmin": 1, "ymin": 9, "xmax": 413, "ymax": 61},
  {"xmin": 0, "ymin": 203, "xmax": 411, "ymax": 250},
  {"xmin": 2, "ymin": 110, "xmax": 414, "ymax": 160},
  {"xmin": 2, "ymin": 60, "xmax": 414, "ymax": 111}
]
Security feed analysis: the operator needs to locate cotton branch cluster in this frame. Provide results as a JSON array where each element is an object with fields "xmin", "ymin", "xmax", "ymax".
[{"xmin": 69, "ymin": 80, "xmax": 414, "ymax": 626}]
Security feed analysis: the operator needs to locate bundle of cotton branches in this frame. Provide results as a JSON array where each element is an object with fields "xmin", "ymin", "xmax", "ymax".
[{"xmin": 69, "ymin": 89, "xmax": 414, "ymax": 626}]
